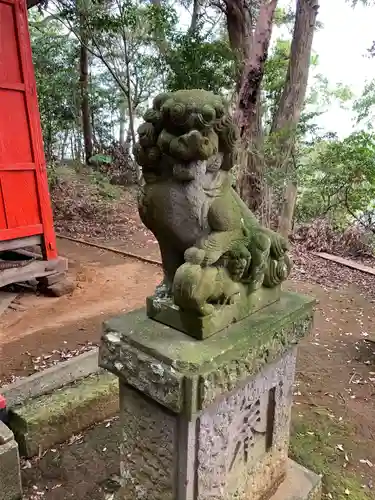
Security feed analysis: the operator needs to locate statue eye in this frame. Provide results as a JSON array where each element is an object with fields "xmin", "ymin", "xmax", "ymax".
[
  {"xmin": 169, "ymin": 102, "xmax": 188, "ymax": 126},
  {"xmin": 201, "ymin": 104, "xmax": 215, "ymax": 123}
]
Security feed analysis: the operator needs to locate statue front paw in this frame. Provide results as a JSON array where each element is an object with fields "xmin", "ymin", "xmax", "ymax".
[
  {"xmin": 184, "ymin": 246, "xmax": 222, "ymax": 266},
  {"xmin": 184, "ymin": 247, "xmax": 206, "ymax": 264},
  {"xmin": 227, "ymin": 256, "xmax": 250, "ymax": 282},
  {"xmin": 199, "ymin": 303, "xmax": 215, "ymax": 316}
]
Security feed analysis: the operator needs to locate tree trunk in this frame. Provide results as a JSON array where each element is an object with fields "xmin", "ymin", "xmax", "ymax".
[
  {"xmin": 231, "ymin": 0, "xmax": 278, "ymax": 218},
  {"xmin": 272, "ymin": 0, "xmax": 319, "ymax": 133},
  {"xmin": 118, "ymin": 19, "xmax": 136, "ymax": 153},
  {"xmin": 236, "ymin": 96, "xmax": 263, "ymax": 214},
  {"xmin": 189, "ymin": 0, "xmax": 202, "ymax": 34},
  {"xmin": 234, "ymin": 0, "xmax": 278, "ymax": 135},
  {"xmin": 79, "ymin": 12, "xmax": 93, "ymax": 164},
  {"xmin": 119, "ymin": 96, "xmax": 126, "ymax": 146},
  {"xmin": 125, "ymin": 128, "xmax": 132, "ymax": 153},
  {"xmin": 224, "ymin": 0, "xmax": 252, "ymax": 66},
  {"xmin": 60, "ymin": 129, "xmax": 69, "ymax": 161},
  {"xmin": 278, "ymin": 181, "xmax": 298, "ymax": 237},
  {"xmin": 272, "ymin": 0, "xmax": 319, "ymax": 237}
]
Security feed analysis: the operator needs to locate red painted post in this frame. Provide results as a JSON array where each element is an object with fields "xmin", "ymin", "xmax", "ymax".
[{"xmin": 0, "ymin": 0, "xmax": 58, "ymax": 259}]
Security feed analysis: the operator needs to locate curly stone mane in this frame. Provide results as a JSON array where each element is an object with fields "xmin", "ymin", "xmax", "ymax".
[{"xmin": 133, "ymin": 90, "xmax": 239, "ymax": 174}]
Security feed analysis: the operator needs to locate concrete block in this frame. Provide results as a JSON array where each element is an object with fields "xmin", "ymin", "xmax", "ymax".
[
  {"xmin": 270, "ymin": 459, "xmax": 321, "ymax": 500},
  {"xmin": 8, "ymin": 372, "xmax": 119, "ymax": 458},
  {"xmin": 0, "ymin": 422, "xmax": 22, "ymax": 500},
  {"xmin": 2, "ymin": 348, "xmax": 100, "ymax": 408}
]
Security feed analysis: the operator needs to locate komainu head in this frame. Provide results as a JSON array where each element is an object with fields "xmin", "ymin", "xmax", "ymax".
[{"xmin": 133, "ymin": 89, "xmax": 239, "ymax": 177}]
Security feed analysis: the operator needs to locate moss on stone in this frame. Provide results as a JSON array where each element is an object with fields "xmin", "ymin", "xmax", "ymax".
[
  {"xmin": 8, "ymin": 372, "xmax": 118, "ymax": 458},
  {"xmin": 100, "ymin": 292, "xmax": 316, "ymax": 415},
  {"xmin": 133, "ymin": 89, "xmax": 234, "ymax": 168}
]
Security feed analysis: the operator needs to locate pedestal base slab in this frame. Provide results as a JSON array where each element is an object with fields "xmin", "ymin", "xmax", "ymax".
[
  {"xmin": 146, "ymin": 286, "xmax": 281, "ymax": 339},
  {"xmin": 270, "ymin": 459, "xmax": 321, "ymax": 500}
]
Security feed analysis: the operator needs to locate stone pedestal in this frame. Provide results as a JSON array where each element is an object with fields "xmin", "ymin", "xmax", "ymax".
[{"xmin": 99, "ymin": 292, "xmax": 321, "ymax": 500}]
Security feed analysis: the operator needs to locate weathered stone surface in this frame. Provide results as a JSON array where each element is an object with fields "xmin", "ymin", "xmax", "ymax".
[
  {"xmin": 44, "ymin": 278, "xmax": 76, "ymax": 297},
  {"xmin": 99, "ymin": 291, "xmax": 315, "ymax": 415},
  {"xmin": 8, "ymin": 372, "xmax": 118, "ymax": 458},
  {"xmin": 146, "ymin": 286, "xmax": 281, "ymax": 339},
  {"xmin": 115, "ymin": 384, "xmax": 177, "ymax": 500},
  {"xmin": 100, "ymin": 336, "xmax": 184, "ymax": 413},
  {"xmin": 0, "ymin": 422, "xmax": 22, "ymax": 500},
  {"xmin": 195, "ymin": 350, "xmax": 296, "ymax": 500},
  {"xmin": 270, "ymin": 459, "xmax": 321, "ymax": 500},
  {"xmin": 0, "ymin": 420, "xmax": 14, "ymax": 445},
  {"xmin": 135, "ymin": 89, "xmax": 292, "ymax": 337},
  {"xmin": 102, "ymin": 290, "xmax": 320, "ymax": 500},
  {"xmin": 2, "ymin": 349, "xmax": 99, "ymax": 408},
  {"xmin": 113, "ymin": 349, "xmax": 302, "ymax": 500}
]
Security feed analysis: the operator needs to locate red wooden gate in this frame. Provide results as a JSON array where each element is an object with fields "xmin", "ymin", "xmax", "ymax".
[{"xmin": 0, "ymin": 0, "xmax": 57, "ymax": 260}]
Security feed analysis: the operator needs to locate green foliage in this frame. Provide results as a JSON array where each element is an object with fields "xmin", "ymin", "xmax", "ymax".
[
  {"xmin": 296, "ymin": 132, "xmax": 375, "ymax": 230},
  {"xmin": 89, "ymin": 154, "xmax": 112, "ymax": 165},
  {"xmin": 89, "ymin": 72, "xmax": 122, "ymax": 146},
  {"xmin": 263, "ymin": 38, "xmax": 290, "ymax": 126},
  {"xmin": 29, "ymin": 11, "xmax": 79, "ymax": 159},
  {"xmin": 308, "ymin": 74, "xmax": 353, "ymax": 110},
  {"xmin": 46, "ymin": 163, "xmax": 60, "ymax": 191},
  {"xmin": 165, "ymin": 27, "xmax": 235, "ymax": 93},
  {"xmin": 354, "ymin": 79, "xmax": 375, "ymax": 128},
  {"xmin": 87, "ymin": 170, "xmax": 121, "ymax": 199}
]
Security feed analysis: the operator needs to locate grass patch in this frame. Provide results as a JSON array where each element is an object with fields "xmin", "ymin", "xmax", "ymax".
[
  {"xmin": 48, "ymin": 164, "xmax": 122, "ymax": 200},
  {"xmin": 87, "ymin": 170, "xmax": 122, "ymax": 200},
  {"xmin": 290, "ymin": 408, "xmax": 370, "ymax": 499}
]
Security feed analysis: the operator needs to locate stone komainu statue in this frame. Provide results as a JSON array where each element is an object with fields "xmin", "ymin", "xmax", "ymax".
[{"xmin": 134, "ymin": 89, "xmax": 292, "ymax": 335}]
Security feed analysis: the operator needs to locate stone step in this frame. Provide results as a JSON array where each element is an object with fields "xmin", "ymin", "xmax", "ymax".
[{"xmin": 8, "ymin": 372, "xmax": 119, "ymax": 458}]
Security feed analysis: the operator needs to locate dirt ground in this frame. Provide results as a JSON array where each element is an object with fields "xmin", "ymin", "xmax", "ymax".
[
  {"xmin": 1, "ymin": 221, "xmax": 375, "ymax": 498},
  {"xmin": 0, "ymin": 238, "xmax": 162, "ymax": 384}
]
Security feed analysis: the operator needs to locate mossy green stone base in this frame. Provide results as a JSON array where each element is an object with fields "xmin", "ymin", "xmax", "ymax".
[
  {"xmin": 8, "ymin": 372, "xmax": 119, "ymax": 458},
  {"xmin": 100, "ymin": 292, "xmax": 319, "ymax": 500},
  {"xmin": 146, "ymin": 286, "xmax": 281, "ymax": 339},
  {"xmin": 100, "ymin": 291, "xmax": 316, "ymax": 417}
]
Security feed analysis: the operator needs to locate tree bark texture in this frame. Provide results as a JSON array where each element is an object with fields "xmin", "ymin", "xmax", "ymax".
[
  {"xmin": 121, "ymin": 29, "xmax": 136, "ymax": 154},
  {"xmin": 79, "ymin": 15, "xmax": 93, "ymax": 164},
  {"xmin": 119, "ymin": 95, "xmax": 126, "ymax": 146},
  {"xmin": 272, "ymin": 0, "xmax": 319, "ymax": 134},
  {"xmin": 278, "ymin": 180, "xmax": 297, "ymax": 237},
  {"xmin": 229, "ymin": 0, "xmax": 278, "ymax": 219},
  {"xmin": 224, "ymin": 0, "xmax": 252, "ymax": 64},
  {"xmin": 235, "ymin": 0, "xmax": 278, "ymax": 135},
  {"xmin": 273, "ymin": 0, "xmax": 319, "ymax": 237}
]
